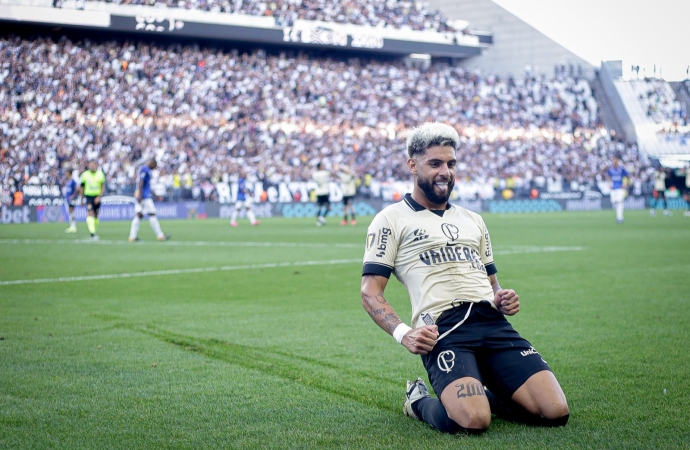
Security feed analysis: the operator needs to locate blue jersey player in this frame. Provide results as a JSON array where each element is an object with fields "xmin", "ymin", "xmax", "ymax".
[
  {"xmin": 128, "ymin": 159, "xmax": 170, "ymax": 242},
  {"xmin": 63, "ymin": 168, "xmax": 78, "ymax": 233},
  {"xmin": 607, "ymin": 154, "xmax": 629, "ymax": 223},
  {"xmin": 230, "ymin": 171, "xmax": 259, "ymax": 227}
]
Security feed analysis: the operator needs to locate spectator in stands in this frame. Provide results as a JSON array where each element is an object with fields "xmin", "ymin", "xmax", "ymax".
[{"xmin": 83, "ymin": 0, "xmax": 466, "ymax": 34}]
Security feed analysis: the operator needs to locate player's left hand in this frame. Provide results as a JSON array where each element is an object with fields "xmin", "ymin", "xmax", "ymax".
[{"xmin": 494, "ymin": 289, "xmax": 519, "ymax": 316}]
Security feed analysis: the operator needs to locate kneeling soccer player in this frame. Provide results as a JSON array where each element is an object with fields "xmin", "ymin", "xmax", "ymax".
[{"xmin": 361, "ymin": 122, "xmax": 569, "ymax": 434}]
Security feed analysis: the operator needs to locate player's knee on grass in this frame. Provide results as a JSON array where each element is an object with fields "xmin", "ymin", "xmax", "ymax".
[
  {"xmin": 505, "ymin": 370, "xmax": 569, "ymax": 426},
  {"xmin": 540, "ymin": 413, "xmax": 569, "ymax": 427},
  {"xmin": 512, "ymin": 370, "xmax": 570, "ymax": 419},
  {"xmin": 540, "ymin": 397, "xmax": 569, "ymax": 421},
  {"xmin": 448, "ymin": 406, "xmax": 491, "ymax": 431},
  {"xmin": 441, "ymin": 381, "xmax": 492, "ymax": 431}
]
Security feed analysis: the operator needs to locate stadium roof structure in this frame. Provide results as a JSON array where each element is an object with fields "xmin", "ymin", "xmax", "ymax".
[
  {"xmin": 429, "ymin": 0, "xmax": 594, "ymax": 78},
  {"xmin": 0, "ymin": 0, "xmax": 492, "ymax": 59}
]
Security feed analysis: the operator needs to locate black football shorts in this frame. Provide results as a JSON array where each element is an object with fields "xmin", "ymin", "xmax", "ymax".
[
  {"xmin": 421, "ymin": 301, "xmax": 552, "ymax": 401},
  {"xmin": 84, "ymin": 195, "xmax": 101, "ymax": 214}
]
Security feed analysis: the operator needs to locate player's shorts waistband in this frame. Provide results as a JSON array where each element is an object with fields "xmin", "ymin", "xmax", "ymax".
[{"xmin": 435, "ymin": 300, "xmax": 503, "ymax": 330}]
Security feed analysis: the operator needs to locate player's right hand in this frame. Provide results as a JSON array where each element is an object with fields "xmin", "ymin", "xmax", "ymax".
[{"xmin": 401, "ymin": 325, "xmax": 438, "ymax": 355}]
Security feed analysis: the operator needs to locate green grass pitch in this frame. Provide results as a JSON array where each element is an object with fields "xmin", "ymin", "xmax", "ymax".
[{"xmin": 1, "ymin": 210, "xmax": 689, "ymax": 449}]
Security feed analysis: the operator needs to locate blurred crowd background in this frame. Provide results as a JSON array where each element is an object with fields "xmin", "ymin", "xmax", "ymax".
[{"xmin": 3, "ymin": 0, "xmax": 687, "ymax": 205}]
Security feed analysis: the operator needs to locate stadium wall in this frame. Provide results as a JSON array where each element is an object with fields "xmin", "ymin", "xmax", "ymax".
[{"xmin": 599, "ymin": 61, "xmax": 638, "ymax": 144}]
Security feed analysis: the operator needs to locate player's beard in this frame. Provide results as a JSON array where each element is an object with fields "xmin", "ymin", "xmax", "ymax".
[{"xmin": 417, "ymin": 175, "xmax": 454, "ymax": 205}]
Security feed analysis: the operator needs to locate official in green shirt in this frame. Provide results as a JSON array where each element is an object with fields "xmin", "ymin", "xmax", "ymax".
[{"xmin": 79, "ymin": 160, "xmax": 106, "ymax": 240}]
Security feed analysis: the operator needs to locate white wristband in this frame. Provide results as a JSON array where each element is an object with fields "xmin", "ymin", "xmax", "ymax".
[{"xmin": 392, "ymin": 323, "xmax": 412, "ymax": 344}]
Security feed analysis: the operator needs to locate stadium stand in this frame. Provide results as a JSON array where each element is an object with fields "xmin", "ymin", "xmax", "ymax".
[
  {"xmin": 598, "ymin": 61, "xmax": 688, "ymax": 161},
  {"xmin": 0, "ymin": 33, "xmax": 655, "ymax": 205},
  {"xmin": 614, "ymin": 79, "xmax": 688, "ymax": 155},
  {"xmin": 78, "ymin": 0, "xmax": 465, "ymax": 33}
]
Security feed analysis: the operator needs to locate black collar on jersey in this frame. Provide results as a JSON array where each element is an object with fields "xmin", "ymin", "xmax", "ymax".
[{"xmin": 404, "ymin": 193, "xmax": 451, "ymax": 217}]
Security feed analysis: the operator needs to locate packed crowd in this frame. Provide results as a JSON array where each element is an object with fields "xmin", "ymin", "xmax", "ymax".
[
  {"xmin": 0, "ymin": 34, "xmax": 656, "ymax": 204},
  {"xmin": 638, "ymin": 79, "xmax": 687, "ymax": 126},
  {"xmin": 82, "ymin": 0, "xmax": 462, "ymax": 33}
]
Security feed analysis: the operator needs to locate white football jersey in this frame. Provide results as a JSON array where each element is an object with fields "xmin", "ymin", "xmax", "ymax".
[
  {"xmin": 339, "ymin": 171, "xmax": 357, "ymax": 197},
  {"xmin": 654, "ymin": 171, "xmax": 666, "ymax": 191},
  {"xmin": 363, "ymin": 194, "xmax": 497, "ymax": 328},
  {"xmin": 313, "ymin": 170, "xmax": 331, "ymax": 196}
]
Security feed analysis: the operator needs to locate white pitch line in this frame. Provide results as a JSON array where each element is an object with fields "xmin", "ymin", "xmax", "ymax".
[
  {"xmin": 0, "ymin": 239, "xmax": 361, "ymax": 248},
  {"xmin": 0, "ymin": 240, "xmax": 585, "ymax": 253},
  {"xmin": 494, "ymin": 246, "xmax": 584, "ymax": 255},
  {"xmin": 0, "ymin": 259, "xmax": 362, "ymax": 286},
  {"xmin": 0, "ymin": 245, "xmax": 585, "ymax": 286}
]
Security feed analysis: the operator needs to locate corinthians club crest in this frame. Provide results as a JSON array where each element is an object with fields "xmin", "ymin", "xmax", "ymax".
[
  {"xmin": 441, "ymin": 223, "xmax": 459, "ymax": 241},
  {"xmin": 437, "ymin": 350, "xmax": 455, "ymax": 373}
]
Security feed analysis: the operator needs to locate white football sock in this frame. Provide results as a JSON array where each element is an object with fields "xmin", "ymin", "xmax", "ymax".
[
  {"xmin": 247, "ymin": 210, "xmax": 256, "ymax": 224},
  {"xmin": 129, "ymin": 215, "xmax": 141, "ymax": 239},
  {"xmin": 149, "ymin": 215, "xmax": 164, "ymax": 238}
]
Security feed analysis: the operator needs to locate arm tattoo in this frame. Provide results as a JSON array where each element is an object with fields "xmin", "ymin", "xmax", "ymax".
[
  {"xmin": 454, "ymin": 382, "xmax": 486, "ymax": 399},
  {"xmin": 362, "ymin": 277, "xmax": 401, "ymax": 334},
  {"xmin": 361, "ymin": 291, "xmax": 390, "ymax": 311},
  {"xmin": 375, "ymin": 291, "xmax": 389, "ymax": 305},
  {"xmin": 382, "ymin": 313, "xmax": 401, "ymax": 333}
]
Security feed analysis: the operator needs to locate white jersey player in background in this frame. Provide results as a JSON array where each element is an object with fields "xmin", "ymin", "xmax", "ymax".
[
  {"xmin": 337, "ymin": 165, "xmax": 357, "ymax": 226},
  {"xmin": 312, "ymin": 161, "xmax": 331, "ymax": 226},
  {"xmin": 650, "ymin": 166, "xmax": 670, "ymax": 216}
]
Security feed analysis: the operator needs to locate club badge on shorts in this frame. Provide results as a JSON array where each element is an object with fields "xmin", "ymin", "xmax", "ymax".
[{"xmin": 437, "ymin": 350, "xmax": 455, "ymax": 373}]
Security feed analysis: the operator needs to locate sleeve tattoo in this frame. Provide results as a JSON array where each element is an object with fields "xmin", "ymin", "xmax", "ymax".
[{"xmin": 362, "ymin": 278, "xmax": 402, "ymax": 334}]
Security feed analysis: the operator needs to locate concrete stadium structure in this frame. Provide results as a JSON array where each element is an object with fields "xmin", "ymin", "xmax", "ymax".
[{"xmin": 429, "ymin": 0, "xmax": 594, "ymax": 78}]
